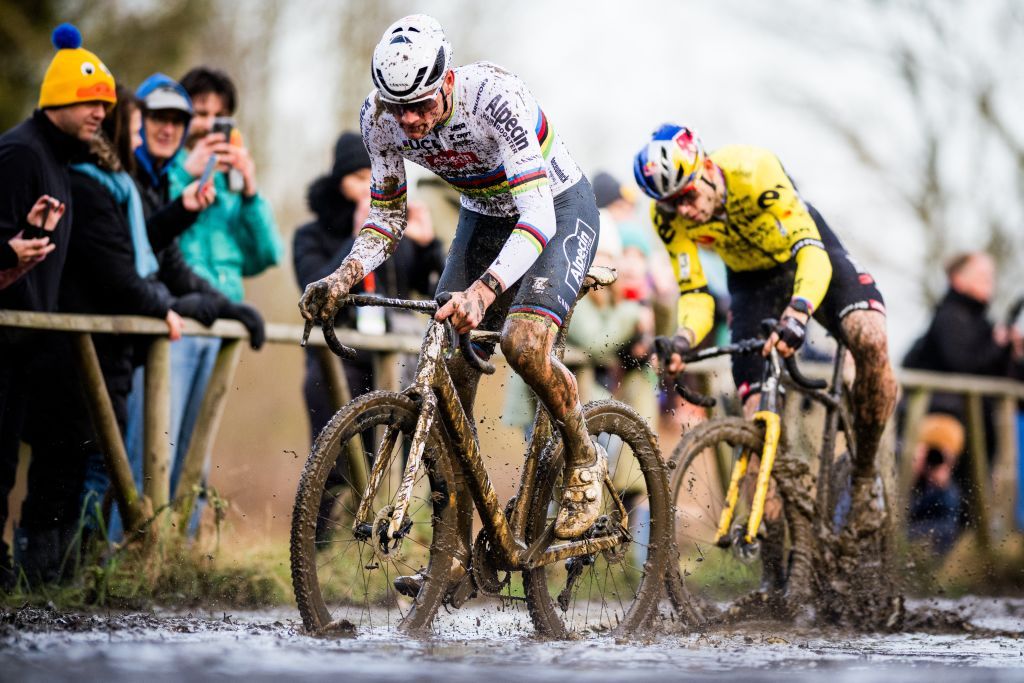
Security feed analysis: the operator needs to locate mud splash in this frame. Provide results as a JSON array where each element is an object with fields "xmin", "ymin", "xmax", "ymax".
[{"xmin": 2, "ymin": 600, "xmax": 1024, "ymax": 682}]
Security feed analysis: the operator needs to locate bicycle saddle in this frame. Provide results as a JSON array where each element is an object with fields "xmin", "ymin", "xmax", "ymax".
[{"xmin": 584, "ymin": 266, "xmax": 617, "ymax": 288}]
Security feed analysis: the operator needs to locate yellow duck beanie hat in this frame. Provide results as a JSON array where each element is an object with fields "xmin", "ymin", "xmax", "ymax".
[{"xmin": 38, "ymin": 23, "xmax": 116, "ymax": 109}]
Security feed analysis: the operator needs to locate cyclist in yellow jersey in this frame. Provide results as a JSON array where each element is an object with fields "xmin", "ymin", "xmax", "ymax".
[{"xmin": 633, "ymin": 124, "xmax": 898, "ymax": 591}]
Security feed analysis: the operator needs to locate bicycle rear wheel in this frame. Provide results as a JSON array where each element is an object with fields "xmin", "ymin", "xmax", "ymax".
[
  {"xmin": 523, "ymin": 400, "xmax": 671, "ymax": 638},
  {"xmin": 290, "ymin": 391, "xmax": 456, "ymax": 635}
]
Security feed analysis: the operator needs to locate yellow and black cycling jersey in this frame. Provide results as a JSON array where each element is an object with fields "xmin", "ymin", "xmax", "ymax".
[{"xmin": 651, "ymin": 144, "xmax": 833, "ymax": 344}]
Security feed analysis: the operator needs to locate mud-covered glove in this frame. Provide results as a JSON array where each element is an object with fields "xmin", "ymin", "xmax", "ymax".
[
  {"xmin": 654, "ymin": 334, "xmax": 691, "ymax": 364},
  {"xmin": 773, "ymin": 314, "xmax": 807, "ymax": 352},
  {"xmin": 220, "ymin": 301, "xmax": 266, "ymax": 350},
  {"xmin": 171, "ymin": 293, "xmax": 223, "ymax": 327}
]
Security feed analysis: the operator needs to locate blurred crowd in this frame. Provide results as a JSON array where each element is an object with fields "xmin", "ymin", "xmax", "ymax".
[
  {"xmin": 0, "ymin": 27, "xmax": 278, "ymax": 587},
  {"xmin": 1, "ymin": 24, "xmax": 1022, "ymax": 592}
]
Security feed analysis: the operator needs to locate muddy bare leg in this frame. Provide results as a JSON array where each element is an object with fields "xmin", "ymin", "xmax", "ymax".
[
  {"xmin": 840, "ymin": 310, "xmax": 897, "ymax": 480},
  {"xmin": 500, "ymin": 316, "xmax": 594, "ymax": 467},
  {"xmin": 502, "ymin": 315, "xmax": 604, "ymax": 538}
]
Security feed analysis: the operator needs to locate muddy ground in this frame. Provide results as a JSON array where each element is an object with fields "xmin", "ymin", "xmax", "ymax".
[{"xmin": 2, "ymin": 598, "xmax": 1023, "ymax": 682}]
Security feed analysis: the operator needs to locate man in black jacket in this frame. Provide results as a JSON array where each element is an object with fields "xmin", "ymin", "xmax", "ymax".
[
  {"xmin": 293, "ymin": 132, "xmax": 444, "ymax": 441},
  {"xmin": 0, "ymin": 24, "xmax": 115, "ymax": 589},
  {"xmin": 904, "ymin": 251, "xmax": 1023, "ymax": 535}
]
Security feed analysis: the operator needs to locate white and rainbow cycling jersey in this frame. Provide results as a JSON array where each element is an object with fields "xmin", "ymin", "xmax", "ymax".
[{"xmin": 353, "ymin": 61, "xmax": 584, "ymax": 291}]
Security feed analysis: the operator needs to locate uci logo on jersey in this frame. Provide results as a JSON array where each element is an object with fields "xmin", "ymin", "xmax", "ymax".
[
  {"xmin": 402, "ymin": 138, "xmax": 441, "ymax": 152},
  {"xmin": 563, "ymin": 218, "xmax": 597, "ymax": 290},
  {"xmin": 484, "ymin": 95, "xmax": 529, "ymax": 153}
]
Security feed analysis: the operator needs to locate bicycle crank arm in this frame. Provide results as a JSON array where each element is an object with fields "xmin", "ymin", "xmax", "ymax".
[
  {"xmin": 744, "ymin": 411, "xmax": 782, "ymax": 545},
  {"xmin": 714, "ymin": 448, "xmax": 750, "ymax": 547},
  {"xmin": 528, "ymin": 532, "xmax": 629, "ymax": 569}
]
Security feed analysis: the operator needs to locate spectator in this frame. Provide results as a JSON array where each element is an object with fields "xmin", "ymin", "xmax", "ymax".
[
  {"xmin": 293, "ymin": 132, "xmax": 444, "ymax": 441},
  {"xmin": 903, "ymin": 251, "xmax": 1024, "ymax": 533},
  {"xmin": 1, "ymin": 197, "xmax": 63, "ymax": 290},
  {"xmin": 144, "ymin": 66, "xmax": 279, "ymax": 535},
  {"xmin": 17, "ymin": 86, "xmax": 178, "ymax": 577},
  {"xmin": 908, "ymin": 414, "xmax": 964, "ymax": 556},
  {"xmin": 117, "ymin": 73, "xmax": 261, "ymax": 537},
  {"xmin": 0, "ymin": 24, "xmax": 114, "ymax": 589}
]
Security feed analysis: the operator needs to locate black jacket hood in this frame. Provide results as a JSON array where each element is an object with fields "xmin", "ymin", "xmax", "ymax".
[{"xmin": 306, "ymin": 174, "xmax": 355, "ymax": 234}]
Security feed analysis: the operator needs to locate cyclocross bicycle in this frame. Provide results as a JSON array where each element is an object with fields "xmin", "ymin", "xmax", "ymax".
[
  {"xmin": 660, "ymin": 322, "xmax": 859, "ymax": 622},
  {"xmin": 290, "ymin": 266, "xmax": 672, "ymax": 638}
]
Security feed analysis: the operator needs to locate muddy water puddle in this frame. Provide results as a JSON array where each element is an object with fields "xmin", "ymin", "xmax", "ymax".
[{"xmin": 2, "ymin": 598, "xmax": 1023, "ymax": 682}]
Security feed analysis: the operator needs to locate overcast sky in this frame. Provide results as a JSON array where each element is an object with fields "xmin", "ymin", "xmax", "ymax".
[{"xmin": 262, "ymin": 0, "xmax": 1022, "ymax": 354}]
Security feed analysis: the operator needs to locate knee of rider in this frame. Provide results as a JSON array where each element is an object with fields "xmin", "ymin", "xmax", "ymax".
[
  {"xmin": 847, "ymin": 320, "xmax": 889, "ymax": 366},
  {"xmin": 500, "ymin": 324, "xmax": 547, "ymax": 376}
]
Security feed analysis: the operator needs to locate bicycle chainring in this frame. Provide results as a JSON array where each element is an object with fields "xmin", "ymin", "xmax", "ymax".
[
  {"xmin": 591, "ymin": 513, "xmax": 629, "ymax": 564},
  {"xmin": 471, "ymin": 529, "xmax": 510, "ymax": 595}
]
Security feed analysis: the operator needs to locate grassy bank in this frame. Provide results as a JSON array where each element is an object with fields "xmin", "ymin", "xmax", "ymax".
[{"xmin": 2, "ymin": 525, "xmax": 293, "ymax": 611}]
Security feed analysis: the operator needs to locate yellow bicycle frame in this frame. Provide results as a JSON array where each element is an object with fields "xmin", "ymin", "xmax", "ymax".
[{"xmin": 712, "ymin": 410, "xmax": 782, "ymax": 547}]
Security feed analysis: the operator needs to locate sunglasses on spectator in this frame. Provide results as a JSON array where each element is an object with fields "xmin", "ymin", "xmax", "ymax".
[
  {"xmin": 145, "ymin": 109, "xmax": 189, "ymax": 127},
  {"xmin": 381, "ymin": 89, "xmax": 442, "ymax": 117}
]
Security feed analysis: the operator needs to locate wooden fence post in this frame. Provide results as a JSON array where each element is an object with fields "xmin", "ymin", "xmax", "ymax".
[
  {"xmin": 315, "ymin": 346, "xmax": 368, "ymax": 497},
  {"xmin": 72, "ymin": 333, "xmax": 145, "ymax": 532},
  {"xmin": 899, "ymin": 388, "xmax": 932, "ymax": 507},
  {"xmin": 992, "ymin": 395, "xmax": 1020, "ymax": 540},
  {"xmin": 374, "ymin": 352, "xmax": 402, "ymax": 393},
  {"xmin": 964, "ymin": 392, "xmax": 993, "ymax": 555},
  {"xmin": 173, "ymin": 339, "xmax": 243, "ymax": 530},
  {"xmin": 144, "ymin": 338, "xmax": 171, "ymax": 527}
]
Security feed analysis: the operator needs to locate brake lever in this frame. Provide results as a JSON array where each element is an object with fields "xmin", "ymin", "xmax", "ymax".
[
  {"xmin": 653, "ymin": 336, "xmax": 717, "ymax": 407},
  {"xmin": 435, "ymin": 292, "xmax": 496, "ymax": 375}
]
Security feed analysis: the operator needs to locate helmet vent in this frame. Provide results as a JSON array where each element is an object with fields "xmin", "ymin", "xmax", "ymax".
[{"xmin": 425, "ymin": 46, "xmax": 446, "ymax": 86}]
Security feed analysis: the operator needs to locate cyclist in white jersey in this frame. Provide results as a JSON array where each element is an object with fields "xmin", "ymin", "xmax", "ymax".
[{"xmin": 299, "ymin": 15, "xmax": 606, "ymax": 559}]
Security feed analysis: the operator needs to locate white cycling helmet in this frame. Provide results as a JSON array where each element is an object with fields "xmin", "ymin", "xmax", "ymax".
[{"xmin": 371, "ymin": 14, "xmax": 452, "ymax": 104}]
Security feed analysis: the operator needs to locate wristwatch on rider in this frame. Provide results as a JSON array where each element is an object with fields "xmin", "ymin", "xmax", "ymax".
[
  {"xmin": 478, "ymin": 271, "xmax": 504, "ymax": 297},
  {"xmin": 788, "ymin": 297, "xmax": 812, "ymax": 317}
]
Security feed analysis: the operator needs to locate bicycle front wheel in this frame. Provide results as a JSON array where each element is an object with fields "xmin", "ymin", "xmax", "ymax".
[
  {"xmin": 523, "ymin": 400, "xmax": 671, "ymax": 638},
  {"xmin": 290, "ymin": 391, "xmax": 456, "ymax": 635}
]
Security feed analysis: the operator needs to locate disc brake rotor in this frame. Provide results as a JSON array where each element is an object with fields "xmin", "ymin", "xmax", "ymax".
[{"xmin": 371, "ymin": 505, "xmax": 410, "ymax": 562}]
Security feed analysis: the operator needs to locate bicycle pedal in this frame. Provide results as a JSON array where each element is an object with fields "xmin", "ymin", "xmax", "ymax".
[{"xmin": 446, "ymin": 569, "xmax": 477, "ymax": 608}]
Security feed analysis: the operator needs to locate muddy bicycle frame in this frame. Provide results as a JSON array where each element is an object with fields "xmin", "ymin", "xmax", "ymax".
[
  {"xmin": 336, "ymin": 270, "xmax": 629, "ymax": 572},
  {"xmin": 678, "ymin": 332, "xmax": 855, "ymax": 549}
]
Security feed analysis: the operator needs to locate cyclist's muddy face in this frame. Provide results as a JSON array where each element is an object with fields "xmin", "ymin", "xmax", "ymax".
[
  {"xmin": 384, "ymin": 71, "xmax": 454, "ymax": 139},
  {"xmin": 663, "ymin": 177, "xmax": 718, "ymax": 224}
]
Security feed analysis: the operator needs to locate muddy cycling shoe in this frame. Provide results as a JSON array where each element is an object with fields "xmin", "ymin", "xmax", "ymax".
[
  {"xmin": 847, "ymin": 474, "xmax": 887, "ymax": 535},
  {"xmin": 554, "ymin": 440, "xmax": 609, "ymax": 539},
  {"xmin": 393, "ymin": 573, "xmax": 424, "ymax": 598},
  {"xmin": 394, "ymin": 557, "xmax": 474, "ymax": 606}
]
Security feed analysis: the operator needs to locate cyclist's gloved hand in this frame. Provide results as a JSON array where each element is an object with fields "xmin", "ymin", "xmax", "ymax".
[
  {"xmin": 767, "ymin": 314, "xmax": 807, "ymax": 357},
  {"xmin": 172, "ymin": 292, "xmax": 223, "ymax": 327},
  {"xmin": 221, "ymin": 300, "xmax": 266, "ymax": 350},
  {"xmin": 654, "ymin": 333, "xmax": 691, "ymax": 376},
  {"xmin": 299, "ymin": 263, "xmax": 360, "ymax": 345}
]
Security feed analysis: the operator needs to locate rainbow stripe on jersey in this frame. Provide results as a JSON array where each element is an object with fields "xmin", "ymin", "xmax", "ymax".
[
  {"xmin": 536, "ymin": 107, "xmax": 554, "ymax": 159},
  {"xmin": 509, "ymin": 303, "xmax": 562, "ymax": 327},
  {"xmin": 370, "ymin": 181, "xmax": 407, "ymax": 207},
  {"xmin": 443, "ymin": 166, "xmax": 508, "ymax": 198},
  {"xmin": 512, "ymin": 222, "xmax": 548, "ymax": 254},
  {"xmin": 507, "ymin": 167, "xmax": 549, "ymax": 196},
  {"xmin": 360, "ymin": 221, "xmax": 401, "ymax": 244}
]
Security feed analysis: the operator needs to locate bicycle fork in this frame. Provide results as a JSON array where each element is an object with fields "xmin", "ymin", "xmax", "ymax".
[{"xmin": 713, "ymin": 410, "xmax": 782, "ymax": 548}]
